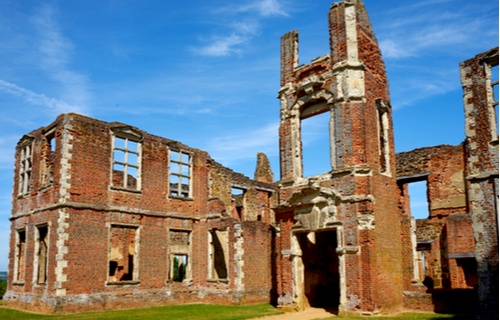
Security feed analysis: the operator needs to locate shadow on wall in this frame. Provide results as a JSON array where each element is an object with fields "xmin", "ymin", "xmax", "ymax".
[{"xmin": 430, "ymin": 288, "xmax": 478, "ymax": 315}]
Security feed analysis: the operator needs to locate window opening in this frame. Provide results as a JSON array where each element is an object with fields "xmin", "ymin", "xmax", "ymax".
[
  {"xmin": 485, "ymin": 60, "xmax": 499, "ymax": 141},
  {"xmin": 41, "ymin": 131, "xmax": 56, "ymax": 187},
  {"xmin": 377, "ymin": 100, "xmax": 391, "ymax": 174},
  {"xmin": 301, "ymin": 111, "xmax": 331, "ymax": 177},
  {"xmin": 19, "ymin": 144, "xmax": 32, "ymax": 195},
  {"xmin": 172, "ymin": 254, "xmax": 187, "ymax": 282},
  {"xmin": 109, "ymin": 226, "xmax": 138, "ymax": 282},
  {"xmin": 112, "ymin": 136, "xmax": 141, "ymax": 190},
  {"xmin": 169, "ymin": 150, "xmax": 191, "ymax": 198},
  {"xmin": 209, "ymin": 229, "xmax": 228, "ymax": 280},
  {"xmin": 420, "ymin": 252, "xmax": 426, "ymax": 282},
  {"xmin": 408, "ymin": 180, "xmax": 430, "ymax": 283},
  {"xmin": 408, "ymin": 181, "xmax": 430, "ymax": 219},
  {"xmin": 491, "ymin": 65, "xmax": 499, "ymax": 97},
  {"xmin": 168, "ymin": 230, "xmax": 190, "ymax": 282},
  {"xmin": 231, "ymin": 187, "xmax": 244, "ymax": 196},
  {"xmin": 36, "ymin": 226, "xmax": 48, "ymax": 284},
  {"xmin": 231, "ymin": 187, "xmax": 245, "ymax": 220},
  {"xmin": 491, "ymin": 64, "xmax": 498, "ymax": 136},
  {"xmin": 15, "ymin": 230, "xmax": 26, "ymax": 282}
]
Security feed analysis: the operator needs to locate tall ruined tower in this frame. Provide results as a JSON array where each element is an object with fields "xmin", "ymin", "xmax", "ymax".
[
  {"xmin": 460, "ymin": 48, "xmax": 499, "ymax": 319},
  {"xmin": 274, "ymin": 0, "xmax": 403, "ymax": 315}
]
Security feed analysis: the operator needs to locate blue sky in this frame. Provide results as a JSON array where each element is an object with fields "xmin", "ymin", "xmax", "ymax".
[{"xmin": 0, "ymin": 0, "xmax": 498, "ymax": 270}]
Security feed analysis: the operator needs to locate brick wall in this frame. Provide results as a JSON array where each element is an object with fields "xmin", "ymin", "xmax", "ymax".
[{"xmin": 6, "ymin": 114, "xmax": 276, "ymax": 314}]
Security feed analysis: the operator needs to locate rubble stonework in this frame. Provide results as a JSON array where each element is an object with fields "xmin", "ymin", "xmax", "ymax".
[{"xmin": 5, "ymin": 0, "xmax": 498, "ymax": 318}]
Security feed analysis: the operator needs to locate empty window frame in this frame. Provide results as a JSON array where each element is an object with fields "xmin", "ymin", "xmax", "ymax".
[
  {"xmin": 112, "ymin": 135, "xmax": 141, "ymax": 190},
  {"xmin": 171, "ymin": 254, "xmax": 188, "ymax": 282},
  {"xmin": 407, "ymin": 181, "xmax": 430, "ymax": 219},
  {"xmin": 19, "ymin": 143, "xmax": 33, "ymax": 195},
  {"xmin": 41, "ymin": 129, "xmax": 56, "ymax": 187},
  {"xmin": 108, "ymin": 225, "xmax": 139, "ymax": 282},
  {"xmin": 34, "ymin": 225, "xmax": 49, "ymax": 285},
  {"xmin": 300, "ymin": 110, "xmax": 332, "ymax": 177},
  {"xmin": 168, "ymin": 230, "xmax": 191, "ymax": 282},
  {"xmin": 169, "ymin": 150, "xmax": 191, "ymax": 198},
  {"xmin": 209, "ymin": 229, "xmax": 228, "ymax": 280},
  {"xmin": 14, "ymin": 229, "xmax": 26, "ymax": 283},
  {"xmin": 231, "ymin": 187, "xmax": 245, "ymax": 220},
  {"xmin": 376, "ymin": 100, "xmax": 391, "ymax": 175},
  {"xmin": 485, "ymin": 59, "xmax": 499, "ymax": 141}
]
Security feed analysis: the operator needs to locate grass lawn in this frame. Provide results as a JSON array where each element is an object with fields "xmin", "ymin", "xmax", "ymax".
[
  {"xmin": 0, "ymin": 304, "xmax": 476, "ymax": 320},
  {"xmin": 0, "ymin": 304, "xmax": 282, "ymax": 320}
]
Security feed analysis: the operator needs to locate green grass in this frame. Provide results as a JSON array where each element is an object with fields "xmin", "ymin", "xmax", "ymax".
[
  {"xmin": 0, "ymin": 304, "xmax": 476, "ymax": 320},
  {"xmin": 0, "ymin": 304, "xmax": 282, "ymax": 320}
]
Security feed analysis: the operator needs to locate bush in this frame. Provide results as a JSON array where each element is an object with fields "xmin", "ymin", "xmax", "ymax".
[{"xmin": 0, "ymin": 279, "xmax": 7, "ymax": 299}]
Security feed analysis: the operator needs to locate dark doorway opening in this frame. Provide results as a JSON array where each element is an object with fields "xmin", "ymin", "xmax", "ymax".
[{"xmin": 298, "ymin": 230, "xmax": 340, "ymax": 308}]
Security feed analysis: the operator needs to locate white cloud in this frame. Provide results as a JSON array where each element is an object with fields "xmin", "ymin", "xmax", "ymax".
[
  {"xmin": 378, "ymin": 2, "xmax": 497, "ymax": 60},
  {"xmin": 192, "ymin": 34, "xmax": 246, "ymax": 57},
  {"xmin": 0, "ymin": 79, "xmax": 84, "ymax": 114},
  {"xmin": 32, "ymin": 3, "xmax": 91, "ymax": 112},
  {"xmin": 216, "ymin": 0, "xmax": 289, "ymax": 17},
  {"xmin": 382, "ymin": 0, "xmax": 455, "ymax": 15},
  {"xmin": 391, "ymin": 77, "xmax": 458, "ymax": 110},
  {"xmin": 245, "ymin": 0, "xmax": 289, "ymax": 17},
  {"xmin": 206, "ymin": 122, "xmax": 279, "ymax": 164},
  {"xmin": 232, "ymin": 20, "xmax": 260, "ymax": 36},
  {"xmin": 379, "ymin": 39, "xmax": 412, "ymax": 59},
  {"xmin": 381, "ymin": 25, "xmax": 472, "ymax": 59},
  {"xmin": 194, "ymin": 0, "xmax": 289, "ymax": 57}
]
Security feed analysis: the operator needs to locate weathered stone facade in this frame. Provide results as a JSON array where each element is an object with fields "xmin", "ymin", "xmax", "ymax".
[{"xmin": 5, "ymin": 0, "xmax": 498, "ymax": 318}]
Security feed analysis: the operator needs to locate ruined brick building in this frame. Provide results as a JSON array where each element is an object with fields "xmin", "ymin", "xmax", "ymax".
[{"xmin": 5, "ymin": 0, "xmax": 498, "ymax": 318}]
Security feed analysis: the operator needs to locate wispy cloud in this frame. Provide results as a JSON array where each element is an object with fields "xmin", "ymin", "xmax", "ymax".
[
  {"xmin": 377, "ymin": 1, "xmax": 498, "ymax": 111},
  {"xmin": 192, "ymin": 34, "xmax": 247, "ymax": 57},
  {"xmin": 381, "ymin": 0, "xmax": 455, "ymax": 15},
  {"xmin": 219, "ymin": 0, "xmax": 289, "ymax": 17},
  {"xmin": 206, "ymin": 122, "xmax": 279, "ymax": 165},
  {"xmin": 379, "ymin": 39, "xmax": 412, "ymax": 59},
  {"xmin": 32, "ymin": 3, "xmax": 91, "ymax": 113},
  {"xmin": 380, "ymin": 21, "xmax": 484, "ymax": 59},
  {"xmin": 193, "ymin": 0, "xmax": 289, "ymax": 57},
  {"xmin": 0, "ymin": 79, "xmax": 84, "ymax": 114},
  {"xmin": 378, "ymin": 1, "xmax": 498, "ymax": 60},
  {"xmin": 391, "ymin": 76, "xmax": 459, "ymax": 110}
]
